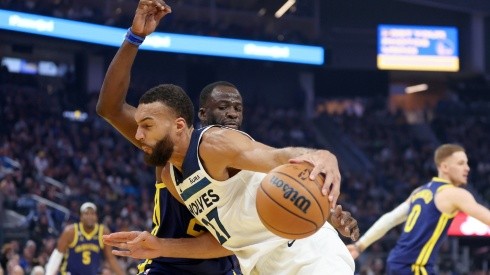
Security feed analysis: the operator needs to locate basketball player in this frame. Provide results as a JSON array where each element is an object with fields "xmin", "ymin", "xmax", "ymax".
[
  {"xmin": 347, "ymin": 144, "xmax": 490, "ymax": 274},
  {"xmin": 97, "ymin": 0, "xmax": 358, "ymax": 274},
  {"xmin": 102, "ymin": 82, "xmax": 353, "ymax": 274},
  {"xmin": 99, "ymin": 82, "xmax": 241, "ymax": 273},
  {"xmin": 44, "ymin": 202, "xmax": 124, "ymax": 275},
  {"xmin": 96, "ymin": 1, "xmax": 239, "ymax": 273}
]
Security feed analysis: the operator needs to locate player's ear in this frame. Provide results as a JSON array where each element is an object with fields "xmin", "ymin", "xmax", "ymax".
[
  {"xmin": 198, "ymin": 107, "xmax": 206, "ymax": 122},
  {"xmin": 440, "ymin": 161, "xmax": 449, "ymax": 173},
  {"xmin": 174, "ymin": 117, "xmax": 187, "ymax": 133}
]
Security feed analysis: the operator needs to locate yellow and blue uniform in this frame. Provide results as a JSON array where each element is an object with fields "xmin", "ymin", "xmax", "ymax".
[
  {"xmin": 386, "ymin": 177, "xmax": 457, "ymax": 275},
  {"xmin": 137, "ymin": 181, "xmax": 240, "ymax": 274},
  {"xmin": 60, "ymin": 223, "xmax": 104, "ymax": 275}
]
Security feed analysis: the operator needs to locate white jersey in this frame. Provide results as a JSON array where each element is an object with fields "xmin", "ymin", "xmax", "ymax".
[{"xmin": 171, "ymin": 126, "xmax": 354, "ymax": 274}]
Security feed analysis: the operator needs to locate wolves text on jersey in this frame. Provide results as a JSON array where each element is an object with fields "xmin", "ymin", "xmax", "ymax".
[{"xmin": 187, "ymin": 189, "xmax": 220, "ymax": 216}]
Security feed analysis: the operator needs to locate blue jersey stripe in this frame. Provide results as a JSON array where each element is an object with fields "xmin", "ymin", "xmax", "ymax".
[{"xmin": 180, "ymin": 178, "xmax": 212, "ymax": 200}]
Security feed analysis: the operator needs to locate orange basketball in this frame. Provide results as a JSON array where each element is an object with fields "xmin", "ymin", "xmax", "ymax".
[{"xmin": 256, "ymin": 163, "xmax": 330, "ymax": 239}]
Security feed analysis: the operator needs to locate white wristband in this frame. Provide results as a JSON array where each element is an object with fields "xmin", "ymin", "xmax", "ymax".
[{"xmin": 45, "ymin": 249, "xmax": 63, "ymax": 275}]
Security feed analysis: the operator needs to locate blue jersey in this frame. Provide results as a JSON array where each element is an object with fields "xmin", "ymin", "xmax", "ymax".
[
  {"xmin": 60, "ymin": 223, "xmax": 104, "ymax": 275},
  {"xmin": 137, "ymin": 180, "xmax": 239, "ymax": 274},
  {"xmin": 387, "ymin": 177, "xmax": 457, "ymax": 273}
]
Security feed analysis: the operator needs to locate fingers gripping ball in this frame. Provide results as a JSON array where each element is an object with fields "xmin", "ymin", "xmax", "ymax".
[{"xmin": 256, "ymin": 163, "xmax": 331, "ymax": 239}]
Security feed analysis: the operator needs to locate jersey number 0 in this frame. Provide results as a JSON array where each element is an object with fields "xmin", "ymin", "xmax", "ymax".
[{"xmin": 404, "ymin": 204, "xmax": 422, "ymax": 232}]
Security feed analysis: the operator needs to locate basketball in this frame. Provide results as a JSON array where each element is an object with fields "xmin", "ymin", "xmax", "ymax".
[{"xmin": 256, "ymin": 163, "xmax": 331, "ymax": 239}]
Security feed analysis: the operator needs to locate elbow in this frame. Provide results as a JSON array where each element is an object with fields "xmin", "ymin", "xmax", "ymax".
[
  {"xmin": 95, "ymin": 101, "xmax": 114, "ymax": 120},
  {"xmin": 95, "ymin": 101, "xmax": 107, "ymax": 118}
]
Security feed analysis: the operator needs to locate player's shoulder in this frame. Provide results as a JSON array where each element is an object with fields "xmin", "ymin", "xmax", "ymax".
[
  {"xmin": 409, "ymin": 185, "xmax": 425, "ymax": 197},
  {"xmin": 202, "ymin": 126, "xmax": 249, "ymax": 142},
  {"xmin": 64, "ymin": 223, "xmax": 77, "ymax": 232},
  {"xmin": 202, "ymin": 128, "xmax": 243, "ymax": 155},
  {"xmin": 201, "ymin": 127, "xmax": 232, "ymax": 145},
  {"xmin": 202, "ymin": 125, "xmax": 233, "ymax": 135},
  {"xmin": 61, "ymin": 223, "xmax": 77, "ymax": 237},
  {"xmin": 101, "ymin": 224, "xmax": 111, "ymax": 234},
  {"xmin": 436, "ymin": 185, "xmax": 471, "ymax": 200}
]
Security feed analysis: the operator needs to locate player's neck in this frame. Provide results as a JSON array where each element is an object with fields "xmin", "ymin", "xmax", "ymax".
[
  {"xmin": 170, "ymin": 153, "xmax": 185, "ymax": 171},
  {"xmin": 170, "ymin": 127, "xmax": 192, "ymax": 171},
  {"xmin": 81, "ymin": 224, "xmax": 96, "ymax": 233},
  {"xmin": 435, "ymin": 174, "xmax": 455, "ymax": 185}
]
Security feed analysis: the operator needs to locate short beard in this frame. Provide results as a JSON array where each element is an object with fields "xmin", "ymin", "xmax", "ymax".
[{"xmin": 143, "ymin": 135, "xmax": 174, "ymax": 166}]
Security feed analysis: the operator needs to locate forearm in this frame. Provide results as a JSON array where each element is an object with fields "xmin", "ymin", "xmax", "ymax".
[
  {"xmin": 108, "ymin": 257, "xmax": 125, "ymax": 275},
  {"xmin": 158, "ymin": 233, "xmax": 233, "ymax": 259},
  {"xmin": 96, "ymin": 40, "xmax": 141, "ymax": 147},
  {"xmin": 96, "ymin": 41, "xmax": 138, "ymax": 118},
  {"xmin": 356, "ymin": 202, "xmax": 409, "ymax": 251},
  {"xmin": 98, "ymin": 0, "xmax": 170, "ymax": 120},
  {"xmin": 466, "ymin": 204, "xmax": 490, "ymax": 226},
  {"xmin": 271, "ymin": 147, "xmax": 316, "ymax": 166},
  {"xmin": 45, "ymin": 249, "xmax": 63, "ymax": 275},
  {"xmin": 235, "ymin": 146, "xmax": 317, "ymax": 173}
]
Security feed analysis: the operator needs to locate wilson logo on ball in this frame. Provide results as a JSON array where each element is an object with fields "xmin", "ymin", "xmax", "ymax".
[
  {"xmin": 257, "ymin": 163, "xmax": 329, "ymax": 239},
  {"xmin": 270, "ymin": 175, "xmax": 311, "ymax": 213}
]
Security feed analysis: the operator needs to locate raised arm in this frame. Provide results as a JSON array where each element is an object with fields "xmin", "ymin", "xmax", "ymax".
[
  {"xmin": 96, "ymin": 0, "xmax": 171, "ymax": 147},
  {"xmin": 45, "ymin": 225, "xmax": 75, "ymax": 275},
  {"xmin": 199, "ymin": 127, "xmax": 341, "ymax": 205}
]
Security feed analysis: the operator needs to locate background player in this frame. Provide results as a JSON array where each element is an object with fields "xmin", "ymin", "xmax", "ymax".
[
  {"xmin": 44, "ymin": 202, "xmax": 124, "ymax": 275},
  {"xmin": 347, "ymin": 144, "xmax": 490, "ymax": 274}
]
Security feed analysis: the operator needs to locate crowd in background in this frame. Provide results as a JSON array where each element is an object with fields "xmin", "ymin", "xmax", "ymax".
[
  {"xmin": 0, "ymin": 72, "xmax": 154, "ymax": 273},
  {"xmin": 2, "ymin": 0, "xmax": 490, "ymax": 273},
  {"xmin": 1, "ymin": 66, "xmax": 490, "ymax": 274}
]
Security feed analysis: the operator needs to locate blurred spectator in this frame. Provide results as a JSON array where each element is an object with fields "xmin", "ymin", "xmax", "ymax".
[
  {"xmin": 30, "ymin": 265, "xmax": 44, "ymax": 275},
  {"xmin": 33, "ymin": 151, "xmax": 49, "ymax": 176},
  {"xmin": 18, "ymin": 240, "xmax": 36, "ymax": 274},
  {"xmin": 1, "ymin": 242, "xmax": 16, "ymax": 271},
  {"xmin": 6, "ymin": 253, "xmax": 23, "ymax": 275},
  {"xmin": 0, "ymin": 175, "xmax": 18, "ymax": 209},
  {"xmin": 23, "ymin": 203, "xmax": 57, "ymax": 236}
]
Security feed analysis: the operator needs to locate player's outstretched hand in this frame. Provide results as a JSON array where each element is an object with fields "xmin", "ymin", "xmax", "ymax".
[
  {"xmin": 103, "ymin": 231, "xmax": 162, "ymax": 259},
  {"xmin": 329, "ymin": 205, "xmax": 360, "ymax": 241},
  {"xmin": 290, "ymin": 150, "xmax": 341, "ymax": 206}
]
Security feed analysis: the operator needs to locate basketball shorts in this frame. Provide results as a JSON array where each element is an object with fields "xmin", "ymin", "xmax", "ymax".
[
  {"xmin": 386, "ymin": 261, "xmax": 435, "ymax": 275},
  {"xmin": 250, "ymin": 223, "xmax": 355, "ymax": 275},
  {"xmin": 140, "ymin": 262, "xmax": 241, "ymax": 275}
]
